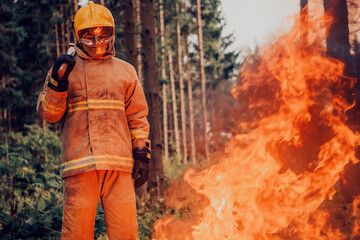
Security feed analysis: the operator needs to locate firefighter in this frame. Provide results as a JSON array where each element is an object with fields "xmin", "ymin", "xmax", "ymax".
[{"xmin": 37, "ymin": 1, "xmax": 150, "ymax": 239}]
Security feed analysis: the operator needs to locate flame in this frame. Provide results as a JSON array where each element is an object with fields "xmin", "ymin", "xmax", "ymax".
[
  {"xmin": 351, "ymin": 196, "xmax": 360, "ymax": 238},
  {"xmin": 153, "ymin": 2, "xmax": 360, "ymax": 239}
]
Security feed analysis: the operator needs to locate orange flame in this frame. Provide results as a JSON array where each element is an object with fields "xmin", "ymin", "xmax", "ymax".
[
  {"xmin": 351, "ymin": 196, "xmax": 360, "ymax": 238},
  {"xmin": 153, "ymin": 2, "xmax": 360, "ymax": 239}
]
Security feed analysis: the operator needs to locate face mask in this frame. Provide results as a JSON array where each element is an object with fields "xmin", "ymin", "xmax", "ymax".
[{"xmin": 79, "ymin": 26, "xmax": 114, "ymax": 59}]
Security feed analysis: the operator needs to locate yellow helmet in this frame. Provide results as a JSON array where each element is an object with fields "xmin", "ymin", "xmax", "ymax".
[{"xmin": 73, "ymin": 1, "xmax": 115, "ymax": 40}]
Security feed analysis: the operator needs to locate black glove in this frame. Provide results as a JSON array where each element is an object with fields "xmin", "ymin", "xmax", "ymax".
[
  {"xmin": 48, "ymin": 54, "xmax": 76, "ymax": 92},
  {"xmin": 132, "ymin": 146, "xmax": 151, "ymax": 188}
]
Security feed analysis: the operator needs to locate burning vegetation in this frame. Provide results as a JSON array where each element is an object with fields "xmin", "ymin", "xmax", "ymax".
[{"xmin": 153, "ymin": 2, "xmax": 360, "ymax": 240}]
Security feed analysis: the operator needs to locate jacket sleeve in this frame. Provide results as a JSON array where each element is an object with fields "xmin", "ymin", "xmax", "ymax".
[
  {"xmin": 125, "ymin": 66, "xmax": 150, "ymax": 150},
  {"xmin": 37, "ymin": 69, "xmax": 67, "ymax": 123}
]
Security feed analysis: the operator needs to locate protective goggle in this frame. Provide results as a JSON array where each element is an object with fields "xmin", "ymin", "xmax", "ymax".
[{"xmin": 79, "ymin": 26, "xmax": 113, "ymax": 47}]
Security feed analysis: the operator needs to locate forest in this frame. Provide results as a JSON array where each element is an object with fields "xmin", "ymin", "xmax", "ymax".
[{"xmin": 1, "ymin": 0, "xmax": 360, "ymax": 239}]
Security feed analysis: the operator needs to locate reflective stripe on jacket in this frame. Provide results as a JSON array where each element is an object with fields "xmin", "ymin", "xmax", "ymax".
[{"xmin": 37, "ymin": 45, "xmax": 150, "ymax": 178}]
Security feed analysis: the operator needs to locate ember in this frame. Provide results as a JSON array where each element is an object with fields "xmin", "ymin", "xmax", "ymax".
[{"xmin": 153, "ymin": 2, "xmax": 360, "ymax": 239}]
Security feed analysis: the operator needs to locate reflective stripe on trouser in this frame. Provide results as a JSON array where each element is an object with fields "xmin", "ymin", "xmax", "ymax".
[{"xmin": 61, "ymin": 170, "xmax": 138, "ymax": 240}]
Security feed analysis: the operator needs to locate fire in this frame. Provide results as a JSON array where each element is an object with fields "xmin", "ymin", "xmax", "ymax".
[{"xmin": 153, "ymin": 2, "xmax": 360, "ymax": 239}]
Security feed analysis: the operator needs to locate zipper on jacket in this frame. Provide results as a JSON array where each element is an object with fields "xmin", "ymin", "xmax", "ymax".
[{"xmin": 83, "ymin": 59, "xmax": 94, "ymax": 155}]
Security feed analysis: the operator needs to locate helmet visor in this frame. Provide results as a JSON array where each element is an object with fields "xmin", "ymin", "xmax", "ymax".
[{"xmin": 79, "ymin": 26, "xmax": 113, "ymax": 47}]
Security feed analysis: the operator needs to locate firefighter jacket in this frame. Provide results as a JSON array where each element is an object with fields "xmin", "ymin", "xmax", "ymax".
[{"xmin": 37, "ymin": 44, "xmax": 150, "ymax": 179}]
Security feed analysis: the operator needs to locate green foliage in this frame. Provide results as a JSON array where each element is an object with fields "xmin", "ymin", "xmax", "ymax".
[
  {"xmin": 136, "ymin": 156, "xmax": 194, "ymax": 240},
  {"xmin": 94, "ymin": 202, "xmax": 107, "ymax": 239},
  {"xmin": 137, "ymin": 196, "xmax": 164, "ymax": 240},
  {"xmin": 0, "ymin": 124, "xmax": 63, "ymax": 239},
  {"xmin": 0, "ymin": 125, "xmax": 110, "ymax": 239},
  {"xmin": 163, "ymin": 156, "xmax": 190, "ymax": 187}
]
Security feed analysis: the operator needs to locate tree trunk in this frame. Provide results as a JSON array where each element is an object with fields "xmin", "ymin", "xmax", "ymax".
[
  {"xmin": 185, "ymin": 40, "xmax": 196, "ymax": 164},
  {"xmin": 1, "ymin": 75, "xmax": 8, "ymax": 160},
  {"xmin": 300, "ymin": 0, "xmax": 308, "ymax": 10},
  {"xmin": 300, "ymin": 0, "xmax": 308, "ymax": 47},
  {"xmin": 162, "ymin": 84, "xmax": 169, "ymax": 161},
  {"xmin": 323, "ymin": 0, "xmax": 350, "ymax": 66},
  {"xmin": 196, "ymin": 0, "xmax": 209, "ymax": 159},
  {"xmin": 122, "ymin": 0, "xmax": 138, "ymax": 71},
  {"xmin": 1, "ymin": 75, "xmax": 6, "ymax": 127},
  {"xmin": 159, "ymin": 0, "xmax": 169, "ymax": 163},
  {"xmin": 140, "ymin": 0, "xmax": 165, "ymax": 200},
  {"xmin": 60, "ymin": 5, "xmax": 66, "ymax": 53},
  {"xmin": 73, "ymin": 0, "xmax": 78, "ymax": 16},
  {"xmin": 122, "ymin": 0, "xmax": 145, "ymax": 199},
  {"xmin": 209, "ymin": 83, "xmax": 219, "ymax": 148},
  {"xmin": 8, "ymin": 107, "xmax": 11, "ymax": 133},
  {"xmin": 71, "ymin": 0, "xmax": 77, "ymax": 42},
  {"xmin": 136, "ymin": 0, "xmax": 143, "ymax": 83},
  {"xmin": 168, "ymin": 93, "xmax": 174, "ymax": 152},
  {"xmin": 176, "ymin": 3, "xmax": 187, "ymax": 164},
  {"xmin": 323, "ymin": 0, "xmax": 353, "ymax": 109},
  {"xmin": 55, "ymin": 23, "xmax": 60, "ymax": 57},
  {"xmin": 66, "ymin": 1, "xmax": 70, "ymax": 45},
  {"xmin": 66, "ymin": 15, "xmax": 71, "ymax": 46},
  {"xmin": 168, "ymin": 47, "xmax": 181, "ymax": 162}
]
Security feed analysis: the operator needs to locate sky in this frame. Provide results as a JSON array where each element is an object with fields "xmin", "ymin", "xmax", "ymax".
[
  {"xmin": 78, "ymin": 0, "xmax": 300, "ymax": 55},
  {"xmin": 78, "ymin": 0, "xmax": 89, "ymax": 7},
  {"xmin": 221, "ymin": 0, "xmax": 300, "ymax": 53}
]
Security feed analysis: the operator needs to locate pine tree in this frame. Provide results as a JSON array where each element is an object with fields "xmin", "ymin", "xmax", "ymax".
[
  {"xmin": 4, "ymin": 0, "xmax": 58, "ymax": 131},
  {"xmin": 185, "ymin": 39, "xmax": 197, "ymax": 164},
  {"xmin": 168, "ymin": 47, "xmax": 181, "ymax": 162},
  {"xmin": 196, "ymin": 0, "xmax": 209, "ymax": 159},
  {"xmin": 159, "ymin": 0, "xmax": 169, "ymax": 163},
  {"xmin": 176, "ymin": 2, "xmax": 188, "ymax": 163},
  {"xmin": 135, "ymin": 0, "xmax": 143, "ymax": 82},
  {"xmin": 300, "ymin": 0, "xmax": 309, "ymax": 46},
  {"xmin": 190, "ymin": 0, "xmax": 239, "ymax": 152},
  {"xmin": 122, "ymin": 0, "xmax": 138, "ymax": 70},
  {"xmin": 323, "ymin": 0, "xmax": 351, "ymax": 67},
  {"xmin": 140, "ymin": 0, "xmax": 165, "ymax": 199}
]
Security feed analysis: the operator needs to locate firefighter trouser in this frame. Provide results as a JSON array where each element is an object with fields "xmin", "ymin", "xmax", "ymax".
[{"xmin": 61, "ymin": 170, "xmax": 138, "ymax": 240}]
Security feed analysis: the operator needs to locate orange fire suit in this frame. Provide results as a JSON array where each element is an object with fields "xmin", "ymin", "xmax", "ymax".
[{"xmin": 37, "ymin": 44, "xmax": 149, "ymax": 239}]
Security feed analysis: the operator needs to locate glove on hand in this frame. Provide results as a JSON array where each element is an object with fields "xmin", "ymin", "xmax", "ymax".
[
  {"xmin": 48, "ymin": 54, "xmax": 75, "ymax": 92},
  {"xmin": 132, "ymin": 146, "xmax": 151, "ymax": 188}
]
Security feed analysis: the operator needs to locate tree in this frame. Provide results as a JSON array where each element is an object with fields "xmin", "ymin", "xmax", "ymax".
[
  {"xmin": 323, "ymin": 0, "xmax": 351, "ymax": 68},
  {"xmin": 300, "ymin": 0, "xmax": 309, "ymax": 46},
  {"xmin": 0, "ymin": 1, "xmax": 19, "ymax": 148},
  {"xmin": 1, "ymin": 0, "xmax": 58, "ymax": 131},
  {"xmin": 176, "ymin": 2, "xmax": 188, "ymax": 163},
  {"xmin": 196, "ymin": 0, "xmax": 209, "ymax": 159},
  {"xmin": 168, "ymin": 47, "xmax": 181, "ymax": 162},
  {"xmin": 194, "ymin": 0, "xmax": 239, "ymax": 151},
  {"xmin": 323, "ymin": 0, "xmax": 354, "ymax": 116},
  {"xmin": 185, "ymin": 39, "xmax": 197, "ymax": 164},
  {"xmin": 121, "ymin": 0, "xmax": 148, "ymax": 199},
  {"xmin": 159, "ymin": 0, "xmax": 169, "ymax": 163},
  {"xmin": 136, "ymin": 0, "xmax": 143, "ymax": 82},
  {"xmin": 122, "ymin": 0, "xmax": 138, "ymax": 71},
  {"xmin": 60, "ymin": 5, "xmax": 66, "ymax": 53},
  {"xmin": 140, "ymin": 0, "xmax": 165, "ymax": 199}
]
